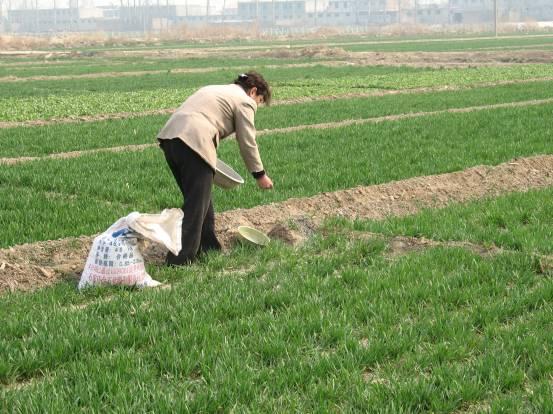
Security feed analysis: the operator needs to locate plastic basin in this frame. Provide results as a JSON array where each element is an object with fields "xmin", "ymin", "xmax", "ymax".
[
  {"xmin": 237, "ymin": 226, "xmax": 270, "ymax": 246},
  {"xmin": 214, "ymin": 159, "xmax": 244, "ymax": 189}
]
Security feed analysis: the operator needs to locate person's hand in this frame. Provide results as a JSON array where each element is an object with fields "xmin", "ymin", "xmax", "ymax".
[{"xmin": 256, "ymin": 174, "xmax": 273, "ymax": 190}]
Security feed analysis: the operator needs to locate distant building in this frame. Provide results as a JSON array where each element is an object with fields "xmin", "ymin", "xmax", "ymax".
[
  {"xmin": 236, "ymin": 0, "xmax": 328, "ymax": 27},
  {"xmin": 411, "ymin": 2, "xmax": 449, "ymax": 25},
  {"xmin": 312, "ymin": 0, "xmax": 450, "ymax": 27},
  {"xmin": 7, "ymin": 7, "xmax": 104, "ymax": 33},
  {"xmin": 448, "ymin": 0, "xmax": 493, "ymax": 24},
  {"xmin": 117, "ymin": 4, "xmax": 215, "ymax": 31},
  {"xmin": 5, "ymin": 0, "xmax": 553, "ymax": 34},
  {"xmin": 501, "ymin": 0, "xmax": 553, "ymax": 22},
  {"xmin": 6, "ymin": 4, "xmax": 217, "ymax": 33}
]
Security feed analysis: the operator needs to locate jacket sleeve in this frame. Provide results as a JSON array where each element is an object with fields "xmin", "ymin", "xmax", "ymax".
[{"xmin": 235, "ymin": 100, "xmax": 264, "ymax": 174}]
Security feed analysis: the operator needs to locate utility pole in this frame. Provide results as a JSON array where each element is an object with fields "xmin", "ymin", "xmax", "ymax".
[
  {"xmin": 156, "ymin": 0, "xmax": 160, "ymax": 32},
  {"xmin": 52, "ymin": 0, "xmax": 57, "ymax": 31},
  {"xmin": 206, "ymin": 0, "xmax": 209, "ymax": 22},
  {"xmin": 33, "ymin": 0, "xmax": 38, "ymax": 33},
  {"xmin": 397, "ymin": 0, "xmax": 400, "ymax": 25},
  {"xmin": 120, "ymin": 0, "xmax": 124, "ymax": 32},
  {"xmin": 414, "ymin": 0, "xmax": 417, "ymax": 24},
  {"xmin": 493, "ymin": 0, "xmax": 498, "ymax": 37},
  {"xmin": 142, "ymin": 0, "xmax": 147, "ymax": 35}
]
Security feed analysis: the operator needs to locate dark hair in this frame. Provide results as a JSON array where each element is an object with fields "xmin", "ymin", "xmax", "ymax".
[{"xmin": 234, "ymin": 71, "xmax": 272, "ymax": 105}]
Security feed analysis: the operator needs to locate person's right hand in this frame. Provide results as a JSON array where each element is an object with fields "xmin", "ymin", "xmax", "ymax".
[{"xmin": 256, "ymin": 174, "xmax": 273, "ymax": 190}]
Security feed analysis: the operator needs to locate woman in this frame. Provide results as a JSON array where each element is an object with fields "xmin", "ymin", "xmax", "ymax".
[{"xmin": 157, "ymin": 71, "xmax": 273, "ymax": 266}]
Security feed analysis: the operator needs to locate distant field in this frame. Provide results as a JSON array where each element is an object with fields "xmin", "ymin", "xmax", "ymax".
[
  {"xmin": 61, "ymin": 32, "xmax": 553, "ymax": 53},
  {"xmin": 1, "ymin": 79, "xmax": 553, "ymax": 157},
  {"xmin": 3, "ymin": 64, "xmax": 553, "ymax": 121},
  {"xmin": 342, "ymin": 34, "xmax": 553, "ymax": 52},
  {"xmin": 0, "ymin": 56, "xmax": 336, "ymax": 78}
]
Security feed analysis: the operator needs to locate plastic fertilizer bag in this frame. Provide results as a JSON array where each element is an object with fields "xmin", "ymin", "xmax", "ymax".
[{"xmin": 78, "ymin": 209, "xmax": 183, "ymax": 290}]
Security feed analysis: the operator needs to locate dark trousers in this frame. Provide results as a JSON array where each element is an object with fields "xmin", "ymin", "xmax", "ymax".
[{"xmin": 160, "ymin": 138, "xmax": 221, "ymax": 265}]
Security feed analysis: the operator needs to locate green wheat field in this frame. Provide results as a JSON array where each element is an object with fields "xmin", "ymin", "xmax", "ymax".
[{"xmin": 1, "ymin": 33, "xmax": 552, "ymax": 412}]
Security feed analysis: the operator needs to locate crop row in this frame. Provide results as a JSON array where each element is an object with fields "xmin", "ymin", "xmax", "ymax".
[
  {"xmin": 343, "ymin": 34, "xmax": 553, "ymax": 52},
  {"xmin": 1, "ymin": 80, "xmax": 553, "ymax": 158},
  {"xmin": 0, "ymin": 65, "xmax": 419, "ymax": 99},
  {"xmin": 2, "ymin": 64, "xmax": 553, "ymax": 122},
  {"xmin": 0, "ymin": 56, "xmax": 334, "ymax": 79},
  {"xmin": 1, "ymin": 188, "xmax": 552, "ymax": 411},
  {"xmin": 1, "ymin": 103, "xmax": 552, "ymax": 247}
]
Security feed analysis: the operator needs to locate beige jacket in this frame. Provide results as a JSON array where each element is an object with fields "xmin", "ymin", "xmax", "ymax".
[{"xmin": 157, "ymin": 84, "xmax": 263, "ymax": 174}]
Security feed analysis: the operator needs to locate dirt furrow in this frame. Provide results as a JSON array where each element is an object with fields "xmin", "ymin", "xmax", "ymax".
[
  {"xmin": 258, "ymin": 97, "xmax": 553, "ymax": 135},
  {"xmin": 2, "ymin": 97, "xmax": 552, "ymax": 166},
  {"xmin": 1, "ymin": 154, "xmax": 552, "ymax": 294},
  {"xmin": 2, "ymin": 76, "xmax": 553, "ymax": 130},
  {"xmin": 0, "ymin": 143, "xmax": 156, "ymax": 165}
]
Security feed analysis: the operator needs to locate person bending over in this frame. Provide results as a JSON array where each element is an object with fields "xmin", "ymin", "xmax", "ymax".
[{"xmin": 157, "ymin": 71, "xmax": 273, "ymax": 266}]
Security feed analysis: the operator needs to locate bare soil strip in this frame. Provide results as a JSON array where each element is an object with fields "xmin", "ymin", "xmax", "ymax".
[
  {"xmin": 0, "ymin": 143, "xmax": 155, "ymax": 165},
  {"xmin": 47, "ymin": 47, "xmax": 553, "ymax": 67},
  {"xmin": 6, "ymin": 34, "xmax": 552, "ymax": 56},
  {"xmin": 1, "ymin": 154, "xmax": 552, "ymax": 294},
  {"xmin": 4, "ymin": 47, "xmax": 553, "ymax": 83},
  {"xmin": 2, "ymin": 49, "xmax": 553, "ymax": 83},
  {"xmin": 2, "ymin": 76, "xmax": 552, "ymax": 130},
  {"xmin": 1, "ymin": 97, "xmax": 552, "ymax": 166}
]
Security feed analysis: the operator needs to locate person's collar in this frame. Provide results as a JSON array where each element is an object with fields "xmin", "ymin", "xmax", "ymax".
[{"xmin": 233, "ymin": 84, "xmax": 257, "ymax": 107}]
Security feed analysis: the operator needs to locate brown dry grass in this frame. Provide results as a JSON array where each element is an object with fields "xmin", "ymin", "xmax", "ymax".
[{"xmin": 2, "ymin": 22, "xmax": 552, "ymax": 51}]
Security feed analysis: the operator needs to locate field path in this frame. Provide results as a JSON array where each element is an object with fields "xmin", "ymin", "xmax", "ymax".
[
  {"xmin": 1, "ymin": 96, "xmax": 552, "ymax": 166},
  {"xmin": 2, "ymin": 76, "xmax": 552, "ymax": 129},
  {"xmin": 1, "ymin": 154, "xmax": 552, "ymax": 293}
]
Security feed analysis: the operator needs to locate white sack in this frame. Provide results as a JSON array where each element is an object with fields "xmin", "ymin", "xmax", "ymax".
[
  {"xmin": 78, "ymin": 209, "xmax": 183, "ymax": 290},
  {"xmin": 127, "ymin": 208, "xmax": 183, "ymax": 256}
]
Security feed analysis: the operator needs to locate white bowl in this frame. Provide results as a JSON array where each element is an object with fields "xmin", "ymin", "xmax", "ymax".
[
  {"xmin": 214, "ymin": 159, "xmax": 244, "ymax": 189},
  {"xmin": 237, "ymin": 226, "xmax": 271, "ymax": 246}
]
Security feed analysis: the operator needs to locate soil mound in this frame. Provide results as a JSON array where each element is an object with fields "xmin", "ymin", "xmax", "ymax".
[{"xmin": 2, "ymin": 155, "xmax": 552, "ymax": 294}]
